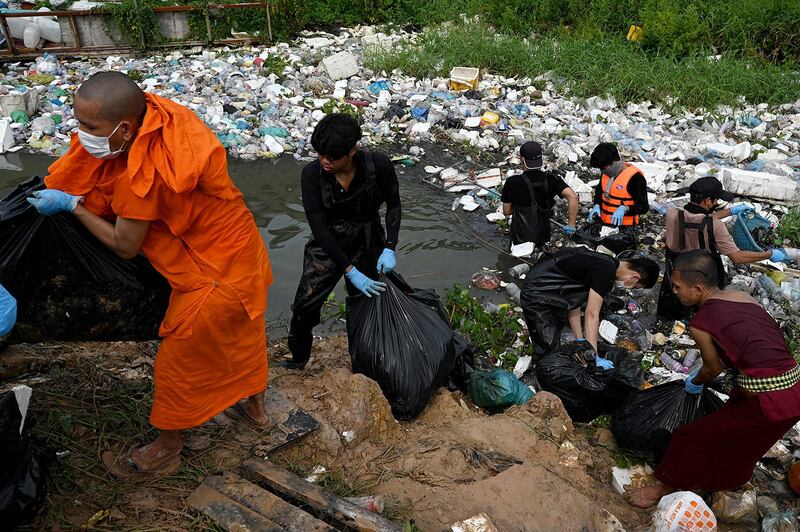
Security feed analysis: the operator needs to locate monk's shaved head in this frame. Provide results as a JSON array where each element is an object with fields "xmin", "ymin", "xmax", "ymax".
[{"xmin": 76, "ymin": 71, "xmax": 145, "ymax": 123}]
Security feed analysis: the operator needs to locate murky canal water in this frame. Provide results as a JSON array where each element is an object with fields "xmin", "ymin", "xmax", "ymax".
[{"xmin": 0, "ymin": 148, "xmax": 516, "ymax": 335}]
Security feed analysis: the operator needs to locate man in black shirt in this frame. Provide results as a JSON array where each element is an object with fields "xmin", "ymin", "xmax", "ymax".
[
  {"xmin": 521, "ymin": 248, "xmax": 659, "ymax": 361},
  {"xmin": 501, "ymin": 141, "xmax": 579, "ymax": 245},
  {"xmin": 283, "ymin": 114, "xmax": 402, "ymax": 369}
]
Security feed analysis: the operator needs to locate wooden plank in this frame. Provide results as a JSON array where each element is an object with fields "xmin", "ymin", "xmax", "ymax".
[
  {"xmin": 243, "ymin": 459, "xmax": 403, "ymax": 532},
  {"xmin": 253, "ymin": 387, "xmax": 320, "ymax": 455},
  {"xmin": 205, "ymin": 471, "xmax": 336, "ymax": 532},
  {"xmin": 187, "ymin": 483, "xmax": 283, "ymax": 531}
]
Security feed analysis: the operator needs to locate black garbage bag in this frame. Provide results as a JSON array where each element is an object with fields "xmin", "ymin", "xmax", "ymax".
[
  {"xmin": 532, "ymin": 341, "xmax": 643, "ymax": 422},
  {"xmin": 0, "ymin": 390, "xmax": 53, "ymax": 528},
  {"xmin": 0, "ymin": 177, "xmax": 170, "ymax": 342},
  {"xmin": 347, "ymin": 272, "xmax": 457, "ymax": 419},
  {"xmin": 572, "ymin": 222, "xmax": 637, "ymax": 254},
  {"xmin": 611, "ymin": 381, "xmax": 725, "ymax": 461}
]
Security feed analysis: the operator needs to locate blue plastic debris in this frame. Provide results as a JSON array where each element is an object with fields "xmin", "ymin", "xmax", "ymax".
[
  {"xmin": 367, "ymin": 80, "xmax": 390, "ymax": 94},
  {"xmin": 411, "ymin": 106, "xmax": 429, "ymax": 121}
]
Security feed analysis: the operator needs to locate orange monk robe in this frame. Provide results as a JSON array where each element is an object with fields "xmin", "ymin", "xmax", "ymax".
[{"xmin": 46, "ymin": 93, "xmax": 272, "ymax": 430}]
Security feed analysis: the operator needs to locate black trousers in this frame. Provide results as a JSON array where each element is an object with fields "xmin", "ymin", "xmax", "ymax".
[{"xmin": 287, "ymin": 238, "xmax": 383, "ymax": 364}]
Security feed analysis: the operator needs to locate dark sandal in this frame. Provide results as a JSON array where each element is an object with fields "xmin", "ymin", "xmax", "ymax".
[{"xmin": 102, "ymin": 446, "xmax": 182, "ymax": 479}]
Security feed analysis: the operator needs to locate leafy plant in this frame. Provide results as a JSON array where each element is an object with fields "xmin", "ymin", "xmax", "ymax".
[
  {"xmin": 445, "ymin": 285, "xmax": 523, "ymax": 366},
  {"xmin": 101, "ymin": 0, "xmax": 165, "ymax": 49},
  {"xmin": 777, "ymin": 207, "xmax": 800, "ymax": 246}
]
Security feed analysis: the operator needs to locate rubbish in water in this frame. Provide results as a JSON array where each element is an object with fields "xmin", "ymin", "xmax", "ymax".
[
  {"xmin": 508, "ymin": 263, "xmax": 530, "ymax": 278},
  {"xmin": 468, "ymin": 368, "xmax": 533, "ymax": 413},
  {"xmin": 653, "ymin": 491, "xmax": 717, "ymax": 532},
  {"xmin": 471, "ymin": 271, "xmax": 500, "ymax": 290},
  {"xmin": 510, "ymin": 241, "xmax": 534, "ymax": 258},
  {"xmin": 347, "ymin": 273, "xmax": 457, "ymax": 419},
  {"xmin": 505, "ymin": 282, "xmax": 521, "ymax": 304}
]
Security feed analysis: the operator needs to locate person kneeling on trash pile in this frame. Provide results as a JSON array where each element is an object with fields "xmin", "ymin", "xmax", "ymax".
[
  {"xmin": 0, "ymin": 284, "xmax": 16, "ymax": 337},
  {"xmin": 520, "ymin": 247, "xmax": 659, "ymax": 361},
  {"xmin": 625, "ymin": 250, "xmax": 800, "ymax": 508},
  {"xmin": 658, "ymin": 176, "xmax": 794, "ymax": 320},
  {"xmin": 26, "ymin": 72, "xmax": 273, "ymax": 477},
  {"xmin": 283, "ymin": 113, "xmax": 402, "ymax": 370},
  {"xmin": 501, "ymin": 140, "xmax": 579, "ymax": 246},
  {"xmin": 587, "ymin": 142, "xmax": 649, "ymax": 229}
]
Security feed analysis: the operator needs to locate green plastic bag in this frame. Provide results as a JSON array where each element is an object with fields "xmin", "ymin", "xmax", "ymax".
[
  {"xmin": 469, "ymin": 368, "xmax": 533, "ymax": 413},
  {"xmin": 10, "ymin": 111, "xmax": 29, "ymax": 125}
]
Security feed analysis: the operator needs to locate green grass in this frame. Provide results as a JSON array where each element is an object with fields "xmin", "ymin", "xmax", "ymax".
[
  {"xmin": 365, "ymin": 20, "xmax": 800, "ymax": 109},
  {"xmin": 270, "ymin": 0, "xmax": 800, "ymax": 64}
]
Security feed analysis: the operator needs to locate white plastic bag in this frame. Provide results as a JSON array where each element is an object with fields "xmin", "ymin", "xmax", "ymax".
[{"xmin": 654, "ymin": 491, "xmax": 717, "ymax": 532}]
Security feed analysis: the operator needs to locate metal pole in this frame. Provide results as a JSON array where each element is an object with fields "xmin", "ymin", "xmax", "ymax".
[{"xmin": 265, "ymin": 2, "xmax": 272, "ymax": 42}]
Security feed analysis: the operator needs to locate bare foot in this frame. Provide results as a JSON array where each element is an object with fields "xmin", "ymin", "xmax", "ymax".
[
  {"xmin": 623, "ymin": 481, "xmax": 674, "ymax": 508},
  {"xmin": 244, "ymin": 392, "xmax": 269, "ymax": 426},
  {"xmin": 129, "ymin": 431, "xmax": 182, "ymax": 470}
]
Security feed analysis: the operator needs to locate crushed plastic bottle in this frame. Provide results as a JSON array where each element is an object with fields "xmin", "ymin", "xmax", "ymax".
[{"xmin": 659, "ymin": 353, "xmax": 689, "ymax": 374}]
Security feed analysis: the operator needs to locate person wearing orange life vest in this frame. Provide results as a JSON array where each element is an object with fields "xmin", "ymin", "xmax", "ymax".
[{"xmin": 586, "ymin": 143, "xmax": 649, "ymax": 227}]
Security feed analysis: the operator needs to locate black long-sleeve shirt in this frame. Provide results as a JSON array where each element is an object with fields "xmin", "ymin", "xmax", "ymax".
[
  {"xmin": 301, "ymin": 151, "xmax": 401, "ymax": 271},
  {"xmin": 593, "ymin": 168, "xmax": 649, "ymax": 216}
]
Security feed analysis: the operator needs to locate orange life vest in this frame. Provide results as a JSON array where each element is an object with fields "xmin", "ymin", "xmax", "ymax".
[{"xmin": 600, "ymin": 163, "xmax": 641, "ymax": 226}]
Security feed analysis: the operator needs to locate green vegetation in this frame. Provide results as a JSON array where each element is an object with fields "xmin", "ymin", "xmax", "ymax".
[
  {"xmin": 273, "ymin": 0, "xmax": 800, "ymax": 64},
  {"xmin": 777, "ymin": 207, "xmax": 800, "ymax": 246},
  {"xmin": 445, "ymin": 285, "xmax": 523, "ymax": 369},
  {"xmin": 364, "ymin": 19, "xmax": 800, "ymax": 109}
]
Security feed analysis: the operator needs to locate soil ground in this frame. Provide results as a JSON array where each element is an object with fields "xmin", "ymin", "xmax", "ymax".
[{"xmin": 0, "ymin": 335, "xmax": 769, "ymax": 531}]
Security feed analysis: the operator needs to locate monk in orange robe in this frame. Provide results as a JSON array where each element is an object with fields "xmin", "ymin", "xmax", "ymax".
[{"xmin": 27, "ymin": 71, "xmax": 272, "ymax": 475}]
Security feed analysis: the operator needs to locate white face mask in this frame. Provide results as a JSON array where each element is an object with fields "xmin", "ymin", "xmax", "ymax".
[
  {"xmin": 77, "ymin": 122, "xmax": 128, "ymax": 159},
  {"xmin": 615, "ymin": 275, "xmax": 637, "ymax": 289}
]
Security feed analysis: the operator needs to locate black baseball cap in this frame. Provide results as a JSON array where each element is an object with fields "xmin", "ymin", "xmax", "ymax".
[
  {"xmin": 689, "ymin": 176, "xmax": 734, "ymax": 202},
  {"xmin": 520, "ymin": 141, "xmax": 543, "ymax": 169}
]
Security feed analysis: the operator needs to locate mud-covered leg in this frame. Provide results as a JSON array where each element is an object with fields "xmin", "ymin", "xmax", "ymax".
[{"xmin": 286, "ymin": 244, "xmax": 342, "ymax": 368}]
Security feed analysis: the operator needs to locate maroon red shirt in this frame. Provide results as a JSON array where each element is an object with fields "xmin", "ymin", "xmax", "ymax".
[{"xmin": 691, "ymin": 298, "xmax": 800, "ymax": 421}]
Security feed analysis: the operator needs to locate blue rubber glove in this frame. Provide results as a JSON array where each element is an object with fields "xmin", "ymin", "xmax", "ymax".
[
  {"xmin": 562, "ymin": 225, "xmax": 576, "ymax": 236},
  {"xmin": 0, "ymin": 284, "xmax": 16, "ymax": 337},
  {"xmin": 376, "ymin": 248, "xmax": 396, "ymax": 274},
  {"xmin": 770, "ymin": 248, "xmax": 792, "ymax": 263},
  {"xmin": 26, "ymin": 189, "xmax": 81, "ymax": 216},
  {"xmin": 345, "ymin": 267, "xmax": 387, "ymax": 297},
  {"xmin": 684, "ymin": 367, "xmax": 704, "ymax": 395},
  {"xmin": 611, "ymin": 205, "xmax": 628, "ymax": 226},
  {"xmin": 587, "ymin": 204, "xmax": 601, "ymax": 222},
  {"xmin": 731, "ymin": 203, "xmax": 754, "ymax": 216},
  {"xmin": 595, "ymin": 354, "xmax": 614, "ymax": 370}
]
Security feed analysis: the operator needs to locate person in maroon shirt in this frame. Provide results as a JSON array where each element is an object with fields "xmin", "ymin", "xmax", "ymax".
[{"xmin": 626, "ymin": 250, "xmax": 800, "ymax": 508}]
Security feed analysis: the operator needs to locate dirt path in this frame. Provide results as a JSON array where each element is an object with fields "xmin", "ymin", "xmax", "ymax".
[{"xmin": 3, "ymin": 336, "xmax": 651, "ymax": 530}]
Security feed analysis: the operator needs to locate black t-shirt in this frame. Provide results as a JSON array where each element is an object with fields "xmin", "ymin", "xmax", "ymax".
[
  {"xmin": 501, "ymin": 170, "xmax": 568, "ymax": 209},
  {"xmin": 301, "ymin": 151, "xmax": 401, "ymax": 271},
  {"xmin": 555, "ymin": 250, "xmax": 620, "ymax": 298}
]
